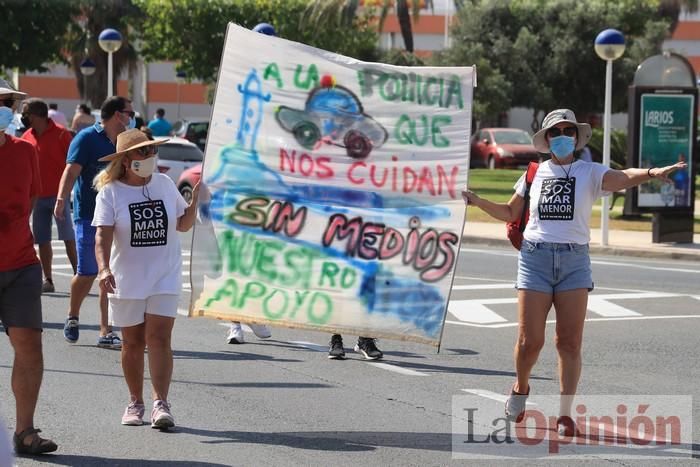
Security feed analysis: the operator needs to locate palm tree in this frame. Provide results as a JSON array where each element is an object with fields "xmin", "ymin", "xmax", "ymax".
[
  {"xmin": 304, "ymin": 0, "xmax": 428, "ymax": 53},
  {"xmin": 65, "ymin": 1, "xmax": 142, "ymax": 108},
  {"xmin": 658, "ymin": 0, "xmax": 699, "ymax": 32}
]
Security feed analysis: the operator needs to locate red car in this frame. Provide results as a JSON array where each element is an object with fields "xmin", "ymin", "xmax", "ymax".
[
  {"xmin": 470, "ymin": 128, "xmax": 541, "ymax": 169},
  {"xmin": 177, "ymin": 163, "xmax": 202, "ymax": 203}
]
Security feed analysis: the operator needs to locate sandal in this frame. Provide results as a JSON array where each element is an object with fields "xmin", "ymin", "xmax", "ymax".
[
  {"xmin": 13, "ymin": 427, "xmax": 57, "ymax": 455},
  {"xmin": 505, "ymin": 384, "xmax": 529, "ymax": 423}
]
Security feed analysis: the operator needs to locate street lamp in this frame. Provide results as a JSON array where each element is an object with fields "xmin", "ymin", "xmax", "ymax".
[
  {"xmin": 175, "ymin": 70, "xmax": 186, "ymax": 120},
  {"xmin": 98, "ymin": 28, "xmax": 123, "ymax": 97},
  {"xmin": 79, "ymin": 58, "xmax": 96, "ymax": 76},
  {"xmin": 594, "ymin": 28, "xmax": 625, "ymax": 247}
]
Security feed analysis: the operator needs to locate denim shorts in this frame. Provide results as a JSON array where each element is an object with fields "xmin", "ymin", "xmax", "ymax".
[
  {"xmin": 516, "ymin": 240, "xmax": 593, "ymax": 294},
  {"xmin": 75, "ymin": 219, "xmax": 98, "ymax": 276},
  {"xmin": 32, "ymin": 196, "xmax": 75, "ymax": 244}
]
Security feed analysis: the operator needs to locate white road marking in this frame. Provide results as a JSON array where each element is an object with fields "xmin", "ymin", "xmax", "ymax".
[
  {"xmin": 461, "ymin": 388, "xmax": 536, "ymax": 406},
  {"xmin": 453, "ymin": 275, "xmax": 510, "ymax": 282},
  {"xmin": 591, "ymin": 259, "xmax": 700, "ymax": 274},
  {"xmin": 368, "ymin": 362, "xmax": 428, "ymax": 376},
  {"xmin": 460, "ymin": 246, "xmax": 700, "ymax": 273},
  {"xmin": 460, "ymin": 248, "xmax": 516, "ymax": 257},
  {"xmin": 587, "ymin": 296, "xmax": 641, "ymax": 317},
  {"xmin": 177, "ymin": 308, "xmax": 189, "ymax": 316},
  {"xmin": 287, "ymin": 340, "xmax": 328, "ymax": 352},
  {"xmin": 448, "ymin": 292, "xmax": 682, "ymax": 323},
  {"xmin": 286, "ymin": 341, "xmax": 427, "ymax": 375},
  {"xmin": 452, "ymin": 283, "xmax": 513, "ymax": 290},
  {"xmin": 447, "ymin": 314, "xmax": 700, "ymax": 329},
  {"xmin": 449, "ymin": 301, "xmax": 508, "ymax": 324}
]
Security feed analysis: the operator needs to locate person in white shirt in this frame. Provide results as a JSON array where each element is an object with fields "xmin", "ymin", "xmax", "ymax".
[
  {"xmin": 462, "ymin": 109, "xmax": 685, "ymax": 437},
  {"xmin": 47, "ymin": 103, "xmax": 68, "ymax": 128},
  {"xmin": 92, "ymin": 129, "xmax": 199, "ymax": 429}
]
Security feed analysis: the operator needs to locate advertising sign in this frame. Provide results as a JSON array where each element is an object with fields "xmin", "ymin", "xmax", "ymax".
[{"xmin": 638, "ymin": 94, "xmax": 694, "ymax": 208}]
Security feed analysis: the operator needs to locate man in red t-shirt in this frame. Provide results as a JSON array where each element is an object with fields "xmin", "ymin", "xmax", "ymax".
[
  {"xmin": 0, "ymin": 80, "xmax": 57, "ymax": 454},
  {"xmin": 21, "ymin": 98, "xmax": 77, "ymax": 293}
]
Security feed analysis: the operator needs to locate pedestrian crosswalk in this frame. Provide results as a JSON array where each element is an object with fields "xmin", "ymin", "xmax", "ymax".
[
  {"xmin": 45, "ymin": 240, "xmax": 194, "ymax": 290},
  {"xmin": 447, "ymin": 277, "xmax": 700, "ymax": 328},
  {"xmin": 45, "ymin": 241, "xmax": 700, "ymax": 329}
]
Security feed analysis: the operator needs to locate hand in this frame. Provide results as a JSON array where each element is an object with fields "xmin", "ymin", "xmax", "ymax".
[
  {"xmin": 652, "ymin": 161, "xmax": 688, "ymax": 183},
  {"xmin": 98, "ymin": 269, "xmax": 116, "ymax": 294},
  {"xmin": 461, "ymin": 190, "xmax": 480, "ymax": 206},
  {"xmin": 54, "ymin": 198, "xmax": 65, "ymax": 221},
  {"xmin": 190, "ymin": 181, "xmax": 201, "ymax": 205}
]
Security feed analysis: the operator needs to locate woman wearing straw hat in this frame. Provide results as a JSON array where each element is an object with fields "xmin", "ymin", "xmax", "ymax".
[
  {"xmin": 92, "ymin": 128, "xmax": 200, "ymax": 428},
  {"xmin": 462, "ymin": 109, "xmax": 686, "ymax": 436}
]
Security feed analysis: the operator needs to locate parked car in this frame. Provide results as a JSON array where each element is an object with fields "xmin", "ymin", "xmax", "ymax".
[
  {"xmin": 171, "ymin": 119, "xmax": 209, "ymax": 152},
  {"xmin": 155, "ymin": 136, "xmax": 204, "ymax": 185},
  {"xmin": 470, "ymin": 128, "xmax": 540, "ymax": 169},
  {"xmin": 176, "ymin": 163, "xmax": 202, "ymax": 203}
]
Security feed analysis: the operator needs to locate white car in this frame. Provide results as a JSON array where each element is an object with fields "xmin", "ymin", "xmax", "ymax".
[{"xmin": 155, "ymin": 136, "xmax": 204, "ymax": 185}]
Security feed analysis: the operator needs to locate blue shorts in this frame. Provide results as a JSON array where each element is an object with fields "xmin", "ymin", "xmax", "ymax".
[
  {"xmin": 75, "ymin": 220, "xmax": 98, "ymax": 276},
  {"xmin": 516, "ymin": 240, "xmax": 594, "ymax": 294},
  {"xmin": 32, "ymin": 196, "xmax": 75, "ymax": 244}
]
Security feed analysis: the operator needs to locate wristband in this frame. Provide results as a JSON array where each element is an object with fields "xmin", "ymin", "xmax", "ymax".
[{"xmin": 647, "ymin": 167, "xmax": 654, "ymax": 178}]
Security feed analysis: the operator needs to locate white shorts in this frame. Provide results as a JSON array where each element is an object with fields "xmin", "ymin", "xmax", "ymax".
[{"xmin": 108, "ymin": 294, "xmax": 179, "ymax": 328}]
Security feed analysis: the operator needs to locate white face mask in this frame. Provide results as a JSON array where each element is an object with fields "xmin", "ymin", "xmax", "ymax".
[{"xmin": 130, "ymin": 156, "xmax": 157, "ymax": 178}]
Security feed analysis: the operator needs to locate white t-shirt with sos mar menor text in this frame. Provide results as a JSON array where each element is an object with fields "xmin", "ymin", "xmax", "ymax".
[
  {"xmin": 92, "ymin": 173, "xmax": 188, "ymax": 299},
  {"xmin": 514, "ymin": 160, "xmax": 610, "ymax": 245}
]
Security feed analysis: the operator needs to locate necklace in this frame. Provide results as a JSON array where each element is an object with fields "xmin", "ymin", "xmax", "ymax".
[{"xmin": 551, "ymin": 157, "xmax": 574, "ymax": 180}]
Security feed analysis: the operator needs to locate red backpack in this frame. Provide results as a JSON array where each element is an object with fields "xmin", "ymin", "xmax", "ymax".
[{"xmin": 506, "ymin": 162, "xmax": 539, "ymax": 250}]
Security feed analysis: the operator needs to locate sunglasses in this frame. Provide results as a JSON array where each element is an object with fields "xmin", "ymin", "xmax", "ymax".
[
  {"xmin": 546, "ymin": 126, "xmax": 577, "ymax": 138},
  {"xmin": 1, "ymin": 98, "xmax": 14, "ymax": 108},
  {"xmin": 135, "ymin": 145, "xmax": 158, "ymax": 156},
  {"xmin": 119, "ymin": 110, "xmax": 136, "ymax": 118}
]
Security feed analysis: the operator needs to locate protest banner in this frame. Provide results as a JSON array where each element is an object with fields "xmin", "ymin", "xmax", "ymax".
[{"xmin": 189, "ymin": 23, "xmax": 475, "ymax": 346}]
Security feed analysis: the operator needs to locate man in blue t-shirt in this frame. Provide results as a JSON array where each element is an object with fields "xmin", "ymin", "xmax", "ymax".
[
  {"xmin": 147, "ymin": 108, "xmax": 172, "ymax": 137},
  {"xmin": 54, "ymin": 96, "xmax": 134, "ymax": 348}
]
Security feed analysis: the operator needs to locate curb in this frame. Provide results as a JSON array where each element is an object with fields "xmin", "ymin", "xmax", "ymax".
[{"xmin": 461, "ymin": 235, "xmax": 700, "ymax": 262}]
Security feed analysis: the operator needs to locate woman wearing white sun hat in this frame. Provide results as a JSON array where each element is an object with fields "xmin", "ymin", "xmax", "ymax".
[{"xmin": 462, "ymin": 109, "xmax": 686, "ymax": 436}]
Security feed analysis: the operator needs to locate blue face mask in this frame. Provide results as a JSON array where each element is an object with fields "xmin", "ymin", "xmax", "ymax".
[
  {"xmin": 549, "ymin": 135, "xmax": 576, "ymax": 158},
  {"xmin": 0, "ymin": 106, "xmax": 14, "ymax": 131},
  {"xmin": 127, "ymin": 116, "xmax": 136, "ymax": 130}
]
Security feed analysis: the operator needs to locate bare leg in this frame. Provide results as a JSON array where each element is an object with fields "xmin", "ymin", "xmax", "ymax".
[
  {"xmin": 144, "ymin": 314, "xmax": 175, "ymax": 402},
  {"xmin": 553, "ymin": 288, "xmax": 588, "ymax": 417},
  {"xmin": 121, "ymin": 324, "xmax": 146, "ymax": 404},
  {"xmin": 37, "ymin": 243, "xmax": 52, "ymax": 282},
  {"xmin": 514, "ymin": 289, "xmax": 552, "ymax": 393},
  {"xmin": 99, "ymin": 288, "xmax": 111, "ymax": 337},
  {"xmin": 63, "ymin": 239, "xmax": 77, "ymax": 275},
  {"xmin": 8, "ymin": 328, "xmax": 43, "ymax": 440},
  {"xmin": 68, "ymin": 274, "xmax": 96, "ymax": 319}
]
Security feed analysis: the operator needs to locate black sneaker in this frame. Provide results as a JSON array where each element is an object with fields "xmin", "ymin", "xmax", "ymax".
[
  {"xmin": 328, "ymin": 334, "xmax": 345, "ymax": 360},
  {"xmin": 354, "ymin": 337, "xmax": 383, "ymax": 360}
]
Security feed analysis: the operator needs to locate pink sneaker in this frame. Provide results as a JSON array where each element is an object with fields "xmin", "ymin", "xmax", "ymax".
[
  {"xmin": 121, "ymin": 401, "xmax": 145, "ymax": 426},
  {"xmin": 151, "ymin": 400, "xmax": 175, "ymax": 429}
]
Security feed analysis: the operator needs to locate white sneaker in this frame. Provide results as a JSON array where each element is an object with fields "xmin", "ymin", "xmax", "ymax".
[
  {"xmin": 227, "ymin": 322, "xmax": 244, "ymax": 344},
  {"xmin": 249, "ymin": 323, "xmax": 272, "ymax": 339}
]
